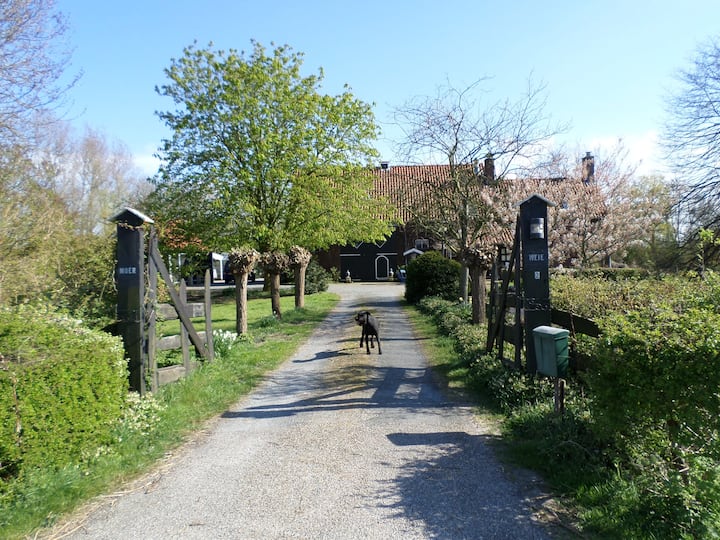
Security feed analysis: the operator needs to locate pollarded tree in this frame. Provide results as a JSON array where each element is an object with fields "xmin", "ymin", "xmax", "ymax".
[
  {"xmin": 154, "ymin": 41, "xmax": 395, "ymax": 318},
  {"xmin": 288, "ymin": 245, "xmax": 312, "ymax": 309},
  {"xmin": 260, "ymin": 251, "xmax": 289, "ymax": 319},
  {"xmin": 227, "ymin": 247, "xmax": 259, "ymax": 334}
]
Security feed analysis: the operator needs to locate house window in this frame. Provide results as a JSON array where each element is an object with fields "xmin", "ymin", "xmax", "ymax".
[{"xmin": 415, "ymin": 238, "xmax": 429, "ymax": 250}]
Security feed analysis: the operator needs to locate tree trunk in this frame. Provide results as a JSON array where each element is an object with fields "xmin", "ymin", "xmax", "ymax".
[
  {"xmin": 469, "ymin": 268, "xmax": 482, "ymax": 324},
  {"xmin": 469, "ymin": 266, "xmax": 483, "ymax": 324},
  {"xmin": 270, "ymin": 272, "xmax": 282, "ymax": 319},
  {"xmin": 288, "ymin": 246, "xmax": 311, "ymax": 310},
  {"xmin": 227, "ymin": 248, "xmax": 259, "ymax": 335},
  {"xmin": 234, "ymin": 271, "xmax": 250, "ymax": 334},
  {"xmin": 294, "ymin": 264, "xmax": 307, "ymax": 308},
  {"xmin": 460, "ymin": 263, "xmax": 469, "ymax": 303}
]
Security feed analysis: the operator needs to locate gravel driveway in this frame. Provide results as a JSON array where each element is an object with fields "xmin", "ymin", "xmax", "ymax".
[{"xmin": 59, "ymin": 282, "xmax": 555, "ymax": 539}]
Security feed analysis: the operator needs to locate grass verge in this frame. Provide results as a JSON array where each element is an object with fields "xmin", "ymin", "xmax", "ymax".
[{"xmin": 1, "ymin": 291, "xmax": 338, "ymax": 540}]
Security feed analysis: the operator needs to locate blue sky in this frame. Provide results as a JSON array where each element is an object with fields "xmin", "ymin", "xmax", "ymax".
[{"xmin": 57, "ymin": 0, "xmax": 720, "ymax": 177}]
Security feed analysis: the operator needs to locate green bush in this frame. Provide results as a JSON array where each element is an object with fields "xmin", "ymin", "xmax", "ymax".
[
  {"xmin": 590, "ymin": 306, "xmax": 720, "ymax": 459},
  {"xmin": 416, "ymin": 297, "xmax": 469, "ymax": 332},
  {"xmin": 586, "ymin": 306, "xmax": 720, "ymax": 537},
  {"xmin": 405, "ymin": 251, "xmax": 461, "ymax": 304},
  {"xmin": 52, "ymin": 233, "xmax": 117, "ymax": 329},
  {"xmin": 449, "ymin": 323, "xmax": 486, "ymax": 365},
  {"xmin": 0, "ymin": 305, "xmax": 127, "ymax": 480},
  {"xmin": 304, "ymin": 259, "xmax": 332, "ymax": 294},
  {"xmin": 550, "ymin": 271, "xmax": 720, "ymax": 321},
  {"xmin": 552, "ymin": 267, "xmax": 651, "ymax": 281}
]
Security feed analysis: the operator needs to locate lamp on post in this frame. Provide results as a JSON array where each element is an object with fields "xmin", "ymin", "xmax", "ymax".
[{"xmin": 529, "ymin": 217, "xmax": 545, "ymax": 239}]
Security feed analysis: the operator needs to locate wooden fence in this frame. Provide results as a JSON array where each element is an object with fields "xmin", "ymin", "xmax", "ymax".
[
  {"xmin": 146, "ymin": 229, "xmax": 214, "ymax": 392},
  {"xmin": 151, "ymin": 280, "xmax": 214, "ymax": 389},
  {"xmin": 486, "ymin": 262, "xmax": 600, "ymax": 373}
]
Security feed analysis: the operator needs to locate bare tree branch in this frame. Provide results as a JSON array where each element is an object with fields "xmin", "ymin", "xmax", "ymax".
[
  {"xmin": 0, "ymin": 0, "xmax": 78, "ymax": 145},
  {"xmin": 664, "ymin": 37, "xmax": 720, "ymax": 217}
]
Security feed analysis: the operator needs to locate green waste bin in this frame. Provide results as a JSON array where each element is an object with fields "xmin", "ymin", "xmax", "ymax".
[{"xmin": 533, "ymin": 325, "xmax": 569, "ymax": 377}]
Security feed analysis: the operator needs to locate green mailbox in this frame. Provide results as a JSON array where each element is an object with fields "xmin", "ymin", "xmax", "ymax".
[{"xmin": 532, "ymin": 325, "xmax": 569, "ymax": 377}]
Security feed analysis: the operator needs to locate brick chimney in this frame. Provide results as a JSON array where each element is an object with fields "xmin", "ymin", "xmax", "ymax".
[
  {"xmin": 581, "ymin": 152, "xmax": 595, "ymax": 184},
  {"xmin": 483, "ymin": 153, "xmax": 495, "ymax": 183}
]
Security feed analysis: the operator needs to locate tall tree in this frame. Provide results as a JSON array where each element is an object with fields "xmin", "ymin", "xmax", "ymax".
[
  {"xmin": 0, "ymin": 123, "xmax": 145, "ymax": 322},
  {"xmin": 393, "ymin": 77, "xmax": 566, "ymax": 316},
  {"xmin": 0, "ymin": 0, "xmax": 77, "ymax": 145},
  {"xmin": 543, "ymin": 145, "xmax": 642, "ymax": 267},
  {"xmin": 154, "ymin": 41, "xmax": 394, "ymax": 317},
  {"xmin": 37, "ymin": 124, "xmax": 149, "ymax": 235},
  {"xmin": 0, "ymin": 145, "xmax": 71, "ymax": 303},
  {"xmin": 664, "ymin": 37, "xmax": 720, "ymax": 230}
]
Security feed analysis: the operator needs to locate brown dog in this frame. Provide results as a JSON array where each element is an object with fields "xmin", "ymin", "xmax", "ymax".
[{"xmin": 355, "ymin": 310, "xmax": 382, "ymax": 354}]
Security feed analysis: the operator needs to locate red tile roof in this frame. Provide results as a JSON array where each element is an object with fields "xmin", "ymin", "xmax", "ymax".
[{"xmin": 369, "ymin": 163, "xmax": 602, "ymax": 248}]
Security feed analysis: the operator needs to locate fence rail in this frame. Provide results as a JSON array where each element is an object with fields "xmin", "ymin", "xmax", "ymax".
[
  {"xmin": 146, "ymin": 230, "xmax": 214, "ymax": 392},
  {"xmin": 487, "ymin": 266, "xmax": 600, "ymax": 373}
]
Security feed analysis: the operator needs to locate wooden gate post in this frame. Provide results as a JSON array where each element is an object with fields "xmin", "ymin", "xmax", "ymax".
[
  {"xmin": 519, "ymin": 194, "xmax": 555, "ymax": 375},
  {"xmin": 111, "ymin": 208, "xmax": 154, "ymax": 393}
]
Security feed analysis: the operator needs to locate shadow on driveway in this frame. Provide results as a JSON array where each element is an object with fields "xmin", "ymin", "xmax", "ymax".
[{"xmin": 221, "ymin": 364, "xmax": 456, "ymax": 420}]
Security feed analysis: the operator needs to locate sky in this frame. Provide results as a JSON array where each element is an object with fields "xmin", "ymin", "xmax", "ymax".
[{"xmin": 55, "ymin": 0, "xmax": 720, "ymax": 178}]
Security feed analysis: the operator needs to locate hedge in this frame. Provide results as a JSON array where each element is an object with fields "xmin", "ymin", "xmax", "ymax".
[
  {"xmin": 0, "ymin": 305, "xmax": 127, "ymax": 480},
  {"xmin": 405, "ymin": 251, "xmax": 461, "ymax": 304}
]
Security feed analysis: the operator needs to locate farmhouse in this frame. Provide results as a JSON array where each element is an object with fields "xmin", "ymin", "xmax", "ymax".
[{"xmin": 317, "ymin": 153, "xmax": 598, "ymax": 280}]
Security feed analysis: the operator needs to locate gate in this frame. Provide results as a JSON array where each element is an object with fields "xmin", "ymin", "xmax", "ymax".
[{"xmin": 113, "ymin": 208, "xmax": 214, "ymax": 394}]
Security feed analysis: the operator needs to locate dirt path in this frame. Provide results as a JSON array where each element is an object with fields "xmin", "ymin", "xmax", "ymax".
[{"xmin": 58, "ymin": 282, "xmax": 554, "ymax": 539}]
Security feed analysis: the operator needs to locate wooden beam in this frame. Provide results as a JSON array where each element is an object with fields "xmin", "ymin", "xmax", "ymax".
[{"xmin": 148, "ymin": 244, "xmax": 208, "ymax": 360}]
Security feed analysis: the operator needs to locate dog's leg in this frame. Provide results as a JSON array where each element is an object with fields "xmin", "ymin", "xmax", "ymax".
[
  {"xmin": 377, "ymin": 333, "xmax": 382, "ymax": 355},
  {"xmin": 365, "ymin": 327, "xmax": 371, "ymax": 354}
]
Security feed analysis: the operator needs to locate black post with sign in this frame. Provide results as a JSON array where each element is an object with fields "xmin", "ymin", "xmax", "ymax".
[
  {"xmin": 112, "ymin": 208, "xmax": 154, "ymax": 393},
  {"xmin": 519, "ymin": 194, "xmax": 555, "ymax": 374}
]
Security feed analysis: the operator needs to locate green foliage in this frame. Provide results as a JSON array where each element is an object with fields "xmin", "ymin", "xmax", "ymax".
[
  {"xmin": 417, "ymin": 273, "xmax": 720, "ymax": 536},
  {"xmin": 417, "ymin": 296, "xmax": 470, "ymax": 332},
  {"xmin": 414, "ymin": 297, "xmax": 551, "ymax": 411},
  {"xmin": 405, "ymin": 251, "xmax": 461, "ymax": 304},
  {"xmin": 553, "ymin": 267, "xmax": 651, "ymax": 281},
  {"xmin": 478, "ymin": 359, "xmax": 555, "ymax": 412},
  {"xmin": 1, "ymin": 127, "xmax": 146, "ymax": 330},
  {"xmin": 582, "ymin": 306, "xmax": 720, "ymax": 536},
  {"xmin": 50, "ymin": 233, "xmax": 117, "ymax": 329},
  {"xmin": 590, "ymin": 307, "xmax": 720, "ymax": 449},
  {"xmin": 117, "ymin": 392, "xmax": 165, "ymax": 440},
  {"xmin": 0, "ymin": 305, "xmax": 127, "ymax": 479},
  {"xmin": 549, "ymin": 271, "xmax": 720, "ymax": 320},
  {"xmin": 303, "ymin": 259, "xmax": 332, "ymax": 294},
  {"xmin": 154, "ymin": 40, "xmax": 394, "ymax": 254},
  {"xmin": 504, "ymin": 401, "xmax": 606, "ymax": 491}
]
